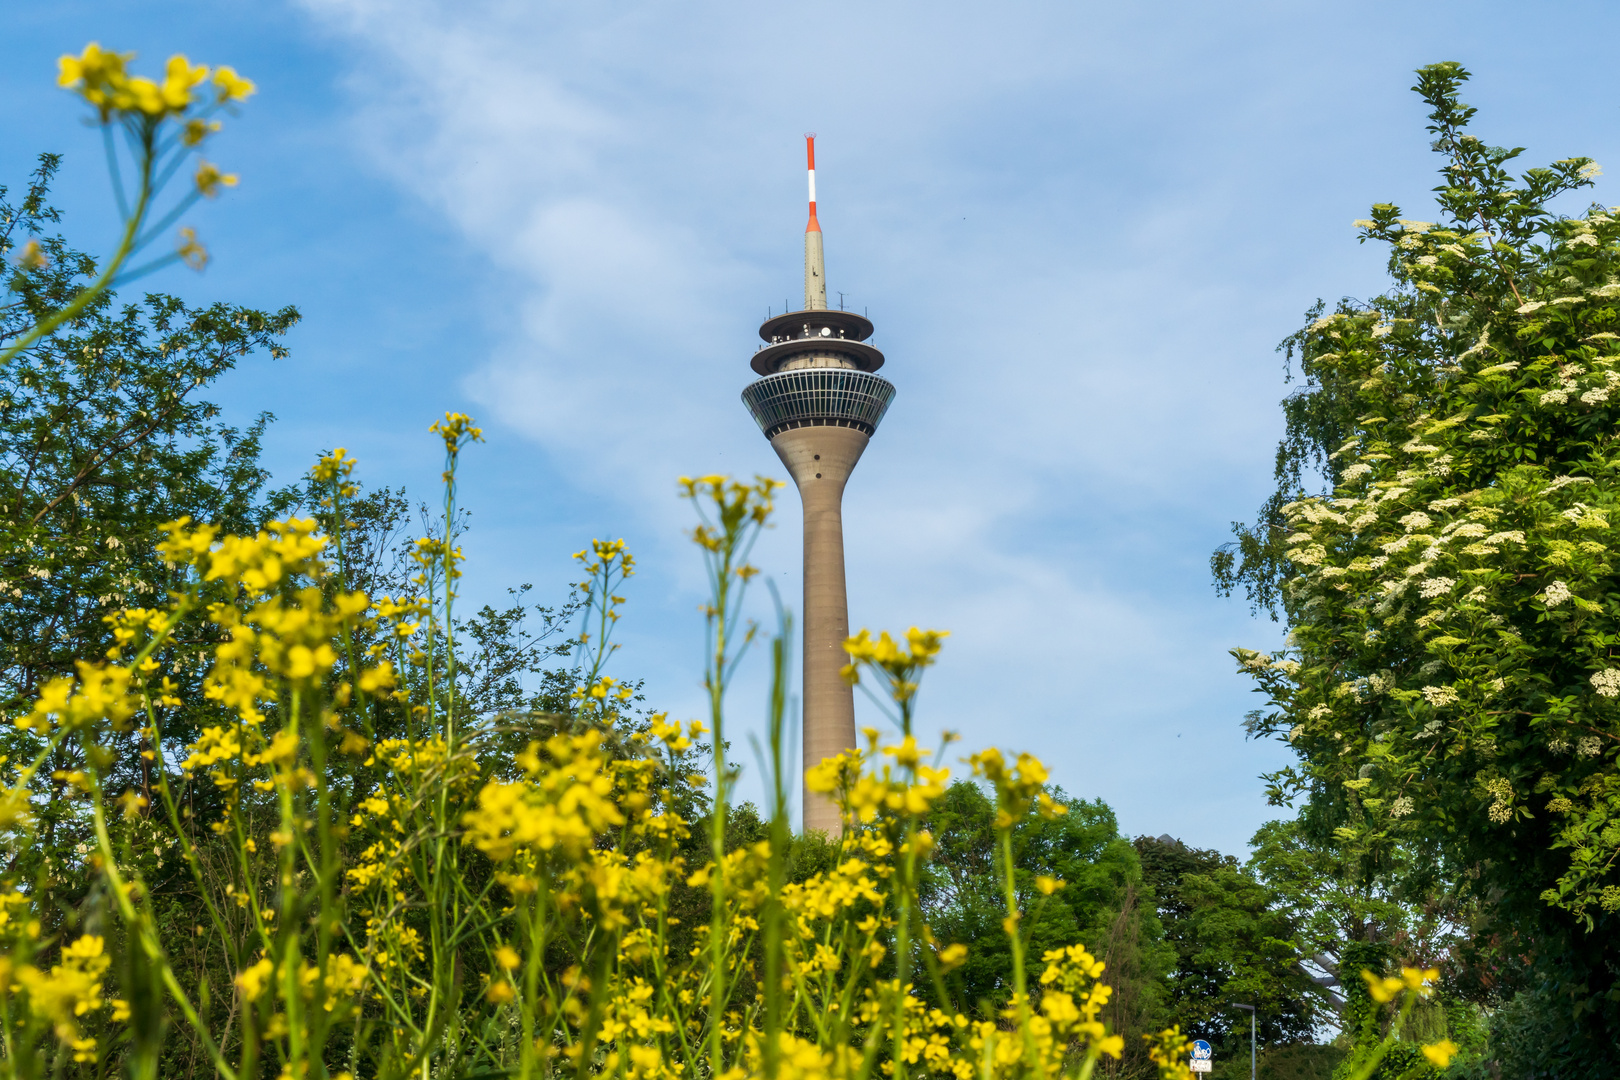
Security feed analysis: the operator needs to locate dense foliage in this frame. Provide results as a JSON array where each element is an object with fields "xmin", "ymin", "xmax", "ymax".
[
  {"xmin": 1216, "ymin": 62, "xmax": 1620, "ymax": 1074},
  {"xmin": 922, "ymin": 784, "xmax": 1171, "ymax": 1076},
  {"xmin": 1134, "ymin": 836, "xmax": 1321, "ymax": 1050},
  {"xmin": 0, "ymin": 41, "xmax": 1471, "ymax": 1080}
]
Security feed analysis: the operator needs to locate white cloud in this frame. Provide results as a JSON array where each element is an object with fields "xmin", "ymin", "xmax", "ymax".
[{"xmin": 295, "ymin": 0, "xmax": 1331, "ymax": 850}]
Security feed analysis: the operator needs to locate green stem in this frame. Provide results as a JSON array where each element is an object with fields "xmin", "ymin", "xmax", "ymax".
[{"xmin": 1, "ymin": 123, "xmax": 155, "ymax": 368}]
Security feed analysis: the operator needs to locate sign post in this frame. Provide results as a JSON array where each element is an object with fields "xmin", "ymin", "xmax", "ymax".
[{"xmin": 1189, "ymin": 1039, "xmax": 1212, "ymax": 1074}]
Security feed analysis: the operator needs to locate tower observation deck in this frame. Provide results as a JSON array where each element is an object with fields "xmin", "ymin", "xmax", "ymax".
[{"xmin": 741, "ymin": 136, "xmax": 895, "ymax": 835}]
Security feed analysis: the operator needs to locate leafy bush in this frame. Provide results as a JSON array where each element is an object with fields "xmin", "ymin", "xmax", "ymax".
[{"xmin": 1216, "ymin": 61, "xmax": 1620, "ymax": 1075}]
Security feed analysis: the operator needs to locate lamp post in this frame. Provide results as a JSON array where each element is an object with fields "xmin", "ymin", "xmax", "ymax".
[{"xmin": 1230, "ymin": 1004, "xmax": 1256, "ymax": 1080}]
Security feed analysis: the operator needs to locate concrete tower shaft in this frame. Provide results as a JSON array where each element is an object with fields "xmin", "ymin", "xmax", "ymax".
[
  {"xmin": 740, "ymin": 136, "xmax": 895, "ymax": 836},
  {"xmin": 771, "ymin": 425, "xmax": 868, "ymax": 812}
]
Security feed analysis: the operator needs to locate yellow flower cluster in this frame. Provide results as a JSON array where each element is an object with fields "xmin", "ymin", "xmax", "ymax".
[
  {"xmin": 429, "ymin": 411, "xmax": 485, "ymax": 457},
  {"xmin": 0, "ymin": 438, "xmax": 1203, "ymax": 1080},
  {"xmin": 841, "ymin": 627, "xmax": 949, "ymax": 703},
  {"xmin": 971, "ymin": 747, "xmax": 1068, "ymax": 828},
  {"xmin": 1361, "ymin": 964, "xmax": 1439, "ymax": 1004},
  {"xmin": 15, "ymin": 661, "xmax": 136, "ymax": 734},
  {"xmin": 57, "ymin": 43, "xmax": 253, "ymax": 121},
  {"xmin": 679, "ymin": 474, "xmax": 781, "ymax": 557},
  {"xmin": 13, "ymin": 935, "xmax": 109, "ymax": 1047},
  {"xmin": 463, "ymin": 731, "xmax": 626, "ymax": 861}
]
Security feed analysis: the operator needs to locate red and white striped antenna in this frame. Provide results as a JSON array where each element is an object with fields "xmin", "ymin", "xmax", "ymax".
[
  {"xmin": 802, "ymin": 132, "xmax": 827, "ymax": 310},
  {"xmin": 805, "ymin": 132, "xmax": 820, "ymax": 234}
]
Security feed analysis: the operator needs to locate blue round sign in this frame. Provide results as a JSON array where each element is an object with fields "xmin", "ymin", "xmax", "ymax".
[{"xmin": 1191, "ymin": 1040, "xmax": 1213, "ymax": 1061}]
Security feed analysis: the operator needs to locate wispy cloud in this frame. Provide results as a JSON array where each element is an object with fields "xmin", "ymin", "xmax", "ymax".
[{"xmin": 291, "ymin": 0, "xmax": 1398, "ymax": 848}]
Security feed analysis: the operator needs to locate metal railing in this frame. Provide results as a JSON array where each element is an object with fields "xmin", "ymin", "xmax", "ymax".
[{"xmin": 741, "ymin": 369, "xmax": 896, "ymax": 439}]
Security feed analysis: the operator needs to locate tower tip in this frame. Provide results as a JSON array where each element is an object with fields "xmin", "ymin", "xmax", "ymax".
[
  {"xmin": 805, "ymin": 134, "xmax": 820, "ymax": 235},
  {"xmin": 803, "ymin": 134, "xmax": 827, "ymax": 309}
]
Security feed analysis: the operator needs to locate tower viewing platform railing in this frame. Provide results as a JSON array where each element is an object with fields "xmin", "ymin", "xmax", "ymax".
[{"xmin": 741, "ymin": 368, "xmax": 896, "ymax": 439}]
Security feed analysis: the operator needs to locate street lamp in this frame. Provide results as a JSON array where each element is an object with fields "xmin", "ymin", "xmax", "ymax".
[{"xmin": 1230, "ymin": 1004, "xmax": 1255, "ymax": 1080}]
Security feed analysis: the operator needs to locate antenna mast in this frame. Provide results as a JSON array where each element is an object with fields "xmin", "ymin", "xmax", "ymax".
[{"xmin": 804, "ymin": 134, "xmax": 828, "ymax": 311}]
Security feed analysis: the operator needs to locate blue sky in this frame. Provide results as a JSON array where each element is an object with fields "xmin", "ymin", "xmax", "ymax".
[{"xmin": 8, "ymin": 0, "xmax": 1620, "ymax": 853}]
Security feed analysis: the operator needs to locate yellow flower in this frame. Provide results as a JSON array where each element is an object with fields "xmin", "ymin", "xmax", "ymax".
[
  {"xmin": 213, "ymin": 65, "xmax": 256, "ymax": 102},
  {"xmin": 1035, "ymin": 875, "xmax": 1065, "ymax": 895},
  {"xmin": 1361, "ymin": 969, "xmax": 1406, "ymax": 1004},
  {"xmin": 182, "ymin": 117, "xmax": 220, "ymax": 146},
  {"xmin": 195, "ymin": 161, "xmax": 239, "ymax": 198},
  {"xmin": 56, "ymin": 43, "xmax": 133, "ymax": 117},
  {"xmin": 1402, "ymin": 965, "xmax": 1440, "ymax": 993},
  {"xmin": 58, "ymin": 43, "xmax": 129, "ymax": 91},
  {"xmin": 494, "ymin": 945, "xmax": 521, "ymax": 970},
  {"xmin": 15, "ymin": 935, "xmax": 110, "ymax": 1040},
  {"xmin": 159, "ymin": 55, "xmax": 209, "ymax": 111},
  {"xmin": 16, "ymin": 239, "xmax": 48, "ymax": 270},
  {"xmin": 17, "ymin": 662, "xmax": 137, "ymax": 733},
  {"xmin": 235, "ymin": 957, "xmax": 274, "ymax": 1001},
  {"xmin": 177, "ymin": 227, "xmax": 208, "ymax": 270},
  {"xmin": 1422, "ymin": 1039, "xmax": 1459, "ymax": 1068},
  {"xmin": 429, "ymin": 412, "xmax": 484, "ymax": 454}
]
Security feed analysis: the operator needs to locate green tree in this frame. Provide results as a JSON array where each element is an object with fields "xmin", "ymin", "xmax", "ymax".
[
  {"xmin": 1245, "ymin": 819, "xmax": 1476, "ymax": 1020},
  {"xmin": 0, "ymin": 155, "xmax": 298, "ymax": 909},
  {"xmin": 1215, "ymin": 62, "xmax": 1620, "ymax": 1075},
  {"xmin": 922, "ymin": 781, "xmax": 1173, "ymax": 1077},
  {"xmin": 1134, "ymin": 836, "xmax": 1324, "ymax": 1058}
]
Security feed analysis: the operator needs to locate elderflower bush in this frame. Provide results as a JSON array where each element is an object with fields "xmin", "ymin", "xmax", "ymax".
[{"xmin": 1229, "ymin": 63, "xmax": 1620, "ymax": 928}]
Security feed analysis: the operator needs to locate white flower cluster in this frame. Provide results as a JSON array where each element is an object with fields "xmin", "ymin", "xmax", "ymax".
[
  {"xmin": 1542, "ymin": 475, "xmax": 1592, "ymax": 493},
  {"xmin": 1418, "ymin": 577, "xmax": 1455, "ymax": 599},
  {"xmin": 1486, "ymin": 530, "xmax": 1525, "ymax": 546},
  {"xmin": 1389, "ymin": 796, "xmax": 1415, "ymax": 819},
  {"xmin": 1340, "ymin": 463, "xmax": 1373, "ymax": 481},
  {"xmin": 1541, "ymin": 388, "xmax": 1571, "ymax": 405},
  {"xmin": 1288, "ymin": 544, "xmax": 1327, "ymax": 567},
  {"xmin": 1422, "ymin": 685, "xmax": 1459, "ymax": 707},
  {"xmin": 1399, "ymin": 511, "xmax": 1433, "ymax": 532},
  {"xmin": 1590, "ymin": 669, "xmax": 1620, "ymax": 697},
  {"xmin": 1581, "ymin": 387, "xmax": 1610, "ymax": 404},
  {"xmin": 1577, "ymin": 736, "xmax": 1602, "ymax": 758},
  {"xmin": 1450, "ymin": 523, "xmax": 1488, "ymax": 539},
  {"xmin": 1542, "ymin": 580, "xmax": 1573, "ymax": 608},
  {"xmin": 1307, "ymin": 704, "xmax": 1332, "ymax": 720}
]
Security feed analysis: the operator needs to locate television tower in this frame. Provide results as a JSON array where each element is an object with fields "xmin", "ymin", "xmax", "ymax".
[{"xmin": 741, "ymin": 135, "xmax": 896, "ymax": 835}]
